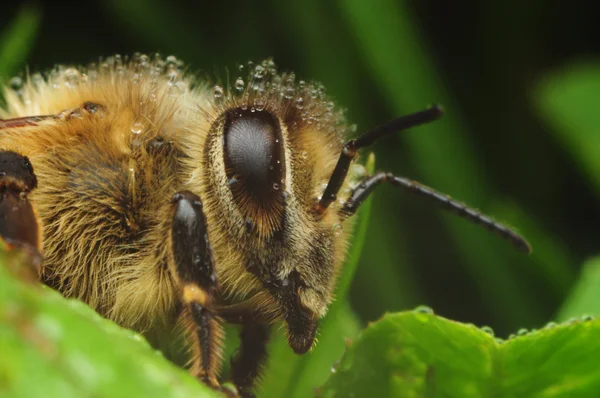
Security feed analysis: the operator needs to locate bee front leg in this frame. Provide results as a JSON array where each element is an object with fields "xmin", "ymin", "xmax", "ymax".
[
  {"xmin": 230, "ymin": 323, "xmax": 270, "ymax": 398},
  {"xmin": 170, "ymin": 191, "xmax": 225, "ymax": 390},
  {"xmin": 0, "ymin": 151, "xmax": 42, "ymax": 268}
]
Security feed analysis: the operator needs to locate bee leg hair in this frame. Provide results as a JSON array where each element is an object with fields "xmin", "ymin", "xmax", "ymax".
[{"xmin": 170, "ymin": 191, "xmax": 227, "ymax": 391}]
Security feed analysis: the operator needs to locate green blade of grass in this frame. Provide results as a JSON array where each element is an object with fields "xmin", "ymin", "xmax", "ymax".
[
  {"xmin": 535, "ymin": 61, "xmax": 600, "ymax": 196},
  {"xmin": 0, "ymin": 3, "xmax": 41, "ymax": 84},
  {"xmin": 557, "ymin": 257, "xmax": 600, "ymax": 321},
  {"xmin": 338, "ymin": 0, "xmax": 541, "ymax": 327}
]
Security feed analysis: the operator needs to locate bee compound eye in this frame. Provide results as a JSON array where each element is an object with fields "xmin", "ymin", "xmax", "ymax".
[{"xmin": 223, "ymin": 109, "xmax": 286, "ymax": 208}]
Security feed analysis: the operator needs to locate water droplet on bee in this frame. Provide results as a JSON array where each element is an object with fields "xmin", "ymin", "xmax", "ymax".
[
  {"xmin": 272, "ymin": 183, "xmax": 280, "ymax": 190},
  {"xmin": 213, "ymin": 85, "xmax": 224, "ymax": 100},
  {"xmin": 64, "ymin": 68, "xmax": 81, "ymax": 88},
  {"xmin": 31, "ymin": 73, "xmax": 44, "ymax": 88},
  {"xmin": 254, "ymin": 65, "xmax": 265, "ymax": 80},
  {"xmin": 131, "ymin": 122, "xmax": 143, "ymax": 135},
  {"xmin": 9, "ymin": 76, "xmax": 23, "ymax": 91},
  {"xmin": 228, "ymin": 177, "xmax": 238, "ymax": 186},
  {"xmin": 332, "ymin": 223, "xmax": 343, "ymax": 236},
  {"xmin": 235, "ymin": 77, "xmax": 245, "ymax": 92},
  {"xmin": 255, "ymin": 99, "xmax": 265, "ymax": 111},
  {"xmin": 301, "ymin": 151, "xmax": 309, "ymax": 159},
  {"xmin": 295, "ymin": 97, "xmax": 304, "ymax": 109}
]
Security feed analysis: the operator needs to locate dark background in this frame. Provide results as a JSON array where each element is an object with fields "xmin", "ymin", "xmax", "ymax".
[{"xmin": 1, "ymin": 0, "xmax": 598, "ymax": 337}]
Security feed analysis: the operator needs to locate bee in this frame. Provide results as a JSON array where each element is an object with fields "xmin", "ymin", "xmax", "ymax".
[{"xmin": 0, "ymin": 54, "xmax": 530, "ymax": 397}]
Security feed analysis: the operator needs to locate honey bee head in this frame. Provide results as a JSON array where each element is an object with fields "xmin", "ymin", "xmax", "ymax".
[{"xmin": 192, "ymin": 60, "xmax": 359, "ymax": 338}]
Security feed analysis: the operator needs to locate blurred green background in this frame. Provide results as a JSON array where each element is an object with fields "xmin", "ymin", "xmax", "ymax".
[{"xmin": 1, "ymin": 0, "xmax": 598, "ymax": 341}]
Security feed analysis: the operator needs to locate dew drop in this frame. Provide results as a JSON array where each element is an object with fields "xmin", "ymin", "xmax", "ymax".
[
  {"xmin": 582, "ymin": 314, "xmax": 594, "ymax": 321},
  {"xmin": 544, "ymin": 321, "xmax": 557, "ymax": 329},
  {"xmin": 272, "ymin": 183, "xmax": 280, "ymax": 191},
  {"xmin": 63, "ymin": 68, "xmax": 81, "ymax": 88},
  {"xmin": 332, "ymin": 223, "xmax": 343, "ymax": 236},
  {"xmin": 9, "ymin": 76, "xmax": 23, "ymax": 91},
  {"xmin": 480, "ymin": 326, "xmax": 494, "ymax": 337},
  {"xmin": 254, "ymin": 65, "xmax": 265, "ymax": 80},
  {"xmin": 213, "ymin": 85, "xmax": 224, "ymax": 101},
  {"xmin": 516, "ymin": 328, "xmax": 528, "ymax": 336},
  {"xmin": 31, "ymin": 73, "xmax": 44, "ymax": 88},
  {"xmin": 234, "ymin": 77, "xmax": 245, "ymax": 92},
  {"xmin": 295, "ymin": 97, "xmax": 304, "ymax": 109},
  {"xmin": 301, "ymin": 151, "xmax": 309, "ymax": 159},
  {"xmin": 255, "ymin": 99, "xmax": 265, "ymax": 111},
  {"xmin": 413, "ymin": 305, "xmax": 434, "ymax": 315},
  {"xmin": 283, "ymin": 86, "xmax": 295, "ymax": 100},
  {"xmin": 131, "ymin": 122, "xmax": 143, "ymax": 135}
]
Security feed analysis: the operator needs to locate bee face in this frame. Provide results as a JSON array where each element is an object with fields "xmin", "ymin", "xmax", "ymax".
[
  {"xmin": 0, "ymin": 54, "xmax": 530, "ymax": 395},
  {"xmin": 196, "ymin": 62, "xmax": 357, "ymax": 334}
]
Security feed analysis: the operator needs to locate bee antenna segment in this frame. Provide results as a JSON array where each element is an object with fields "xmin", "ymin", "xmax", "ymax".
[{"xmin": 316, "ymin": 105, "xmax": 443, "ymax": 212}]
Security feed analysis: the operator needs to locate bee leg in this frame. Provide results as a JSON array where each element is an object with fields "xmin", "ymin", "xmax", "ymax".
[
  {"xmin": 0, "ymin": 151, "xmax": 42, "ymax": 267},
  {"xmin": 230, "ymin": 323, "xmax": 270, "ymax": 398},
  {"xmin": 340, "ymin": 172, "xmax": 531, "ymax": 253},
  {"xmin": 170, "ymin": 191, "xmax": 225, "ymax": 390}
]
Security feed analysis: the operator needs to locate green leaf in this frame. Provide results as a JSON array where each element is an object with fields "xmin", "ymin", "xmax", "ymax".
[
  {"xmin": 535, "ymin": 62, "xmax": 600, "ymax": 196},
  {"xmin": 557, "ymin": 257, "xmax": 600, "ymax": 321},
  {"xmin": 0, "ymin": 250, "xmax": 217, "ymax": 398},
  {"xmin": 258, "ymin": 154, "xmax": 375, "ymax": 398},
  {"xmin": 320, "ymin": 311, "xmax": 600, "ymax": 397},
  {"xmin": 0, "ymin": 4, "xmax": 41, "ymax": 83}
]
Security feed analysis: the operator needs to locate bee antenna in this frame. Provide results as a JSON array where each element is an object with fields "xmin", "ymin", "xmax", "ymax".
[{"xmin": 315, "ymin": 105, "xmax": 443, "ymax": 213}]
